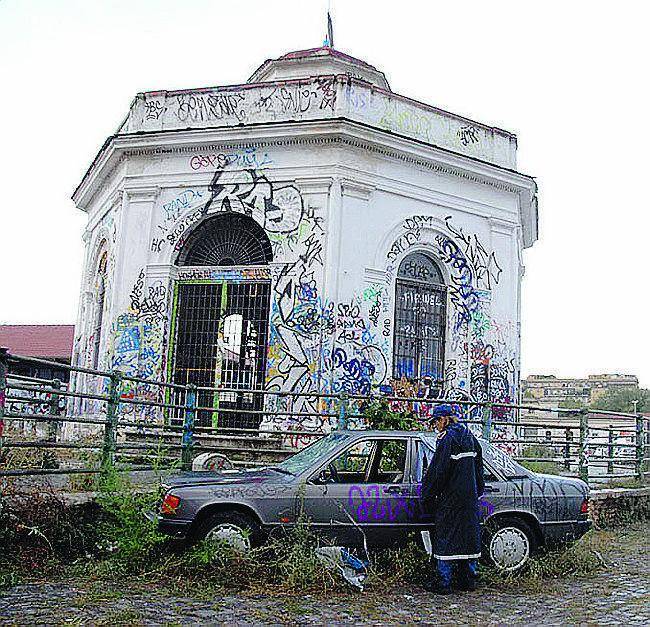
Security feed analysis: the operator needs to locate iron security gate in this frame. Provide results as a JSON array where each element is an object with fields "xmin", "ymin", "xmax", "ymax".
[
  {"xmin": 170, "ymin": 280, "xmax": 271, "ymax": 429},
  {"xmin": 393, "ymin": 252, "xmax": 447, "ymax": 386}
]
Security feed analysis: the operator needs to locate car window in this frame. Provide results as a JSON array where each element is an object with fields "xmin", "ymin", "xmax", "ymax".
[
  {"xmin": 314, "ymin": 439, "xmax": 408, "ymax": 485},
  {"xmin": 277, "ymin": 432, "xmax": 351, "ymax": 475},
  {"xmin": 373, "ymin": 440, "xmax": 407, "ymax": 484},
  {"xmin": 330, "ymin": 440, "xmax": 374, "ymax": 481}
]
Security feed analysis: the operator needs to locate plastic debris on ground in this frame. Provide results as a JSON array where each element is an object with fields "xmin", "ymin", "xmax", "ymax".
[{"xmin": 314, "ymin": 547, "xmax": 369, "ymax": 591}]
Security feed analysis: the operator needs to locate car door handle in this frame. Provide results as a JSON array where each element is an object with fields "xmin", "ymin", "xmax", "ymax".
[{"xmin": 383, "ymin": 486, "xmax": 408, "ymax": 495}]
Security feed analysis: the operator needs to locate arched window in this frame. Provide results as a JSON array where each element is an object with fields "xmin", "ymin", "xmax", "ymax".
[
  {"xmin": 171, "ymin": 213, "xmax": 272, "ymax": 430},
  {"xmin": 91, "ymin": 251, "xmax": 108, "ymax": 369},
  {"xmin": 177, "ymin": 213, "xmax": 272, "ymax": 267},
  {"xmin": 392, "ymin": 251, "xmax": 447, "ymax": 385}
]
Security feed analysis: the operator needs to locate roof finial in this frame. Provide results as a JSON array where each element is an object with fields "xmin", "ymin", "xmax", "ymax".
[{"xmin": 323, "ymin": 2, "xmax": 334, "ymax": 48}]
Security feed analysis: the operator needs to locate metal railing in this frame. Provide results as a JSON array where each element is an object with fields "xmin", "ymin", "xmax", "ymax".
[{"xmin": 0, "ymin": 349, "xmax": 647, "ymax": 486}]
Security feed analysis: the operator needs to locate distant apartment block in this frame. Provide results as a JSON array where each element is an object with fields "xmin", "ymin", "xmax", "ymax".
[{"xmin": 522, "ymin": 373, "xmax": 639, "ymax": 407}]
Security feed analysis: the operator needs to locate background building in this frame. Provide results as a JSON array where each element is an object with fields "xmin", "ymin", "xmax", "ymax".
[
  {"xmin": 522, "ymin": 373, "xmax": 639, "ymax": 408},
  {"xmin": 0, "ymin": 325, "xmax": 74, "ymax": 381},
  {"xmin": 70, "ymin": 46, "xmax": 538, "ymax": 434}
]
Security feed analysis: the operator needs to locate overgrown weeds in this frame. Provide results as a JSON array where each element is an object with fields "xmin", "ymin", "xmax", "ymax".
[
  {"xmin": 0, "ymin": 462, "xmax": 622, "ymax": 597},
  {"xmin": 0, "ymin": 482, "xmax": 101, "ymax": 589},
  {"xmin": 92, "ymin": 467, "xmax": 166, "ymax": 574}
]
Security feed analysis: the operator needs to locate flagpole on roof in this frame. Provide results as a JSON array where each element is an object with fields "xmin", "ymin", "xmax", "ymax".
[{"xmin": 323, "ymin": 0, "xmax": 334, "ymax": 48}]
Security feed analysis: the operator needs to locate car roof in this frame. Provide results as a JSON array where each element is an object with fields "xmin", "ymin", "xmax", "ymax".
[{"xmin": 336, "ymin": 429, "xmax": 488, "ymax": 444}]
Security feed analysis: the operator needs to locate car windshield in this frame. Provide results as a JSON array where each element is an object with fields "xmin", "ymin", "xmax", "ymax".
[{"xmin": 275, "ymin": 432, "xmax": 351, "ymax": 475}]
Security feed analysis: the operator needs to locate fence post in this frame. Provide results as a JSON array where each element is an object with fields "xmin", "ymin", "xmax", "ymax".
[
  {"xmin": 481, "ymin": 403, "xmax": 492, "ymax": 442},
  {"xmin": 181, "ymin": 384, "xmax": 197, "ymax": 471},
  {"xmin": 337, "ymin": 392, "xmax": 349, "ymax": 430},
  {"xmin": 101, "ymin": 371, "xmax": 121, "ymax": 470},
  {"xmin": 564, "ymin": 427, "xmax": 572, "ymax": 471},
  {"xmin": 607, "ymin": 424, "xmax": 614, "ymax": 476},
  {"xmin": 578, "ymin": 409, "xmax": 589, "ymax": 484},
  {"xmin": 636, "ymin": 412, "xmax": 645, "ymax": 484},
  {"xmin": 47, "ymin": 378, "xmax": 62, "ymax": 443},
  {"xmin": 0, "ymin": 348, "xmax": 8, "ymax": 455}
]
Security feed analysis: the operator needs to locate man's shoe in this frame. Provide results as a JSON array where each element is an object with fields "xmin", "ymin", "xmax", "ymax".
[{"xmin": 430, "ymin": 584, "xmax": 453, "ymax": 595}]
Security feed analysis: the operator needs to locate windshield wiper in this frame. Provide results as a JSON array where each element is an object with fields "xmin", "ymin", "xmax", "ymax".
[{"xmin": 267, "ymin": 466, "xmax": 294, "ymax": 476}]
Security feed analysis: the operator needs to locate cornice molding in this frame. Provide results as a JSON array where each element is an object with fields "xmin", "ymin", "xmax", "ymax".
[
  {"xmin": 124, "ymin": 186, "xmax": 160, "ymax": 203},
  {"xmin": 76, "ymin": 120, "xmax": 536, "ymax": 204},
  {"xmin": 118, "ymin": 134, "xmax": 527, "ymax": 195},
  {"xmin": 341, "ymin": 178, "xmax": 375, "ymax": 201},
  {"xmin": 293, "ymin": 176, "xmax": 333, "ymax": 195},
  {"xmin": 74, "ymin": 119, "xmax": 538, "ymax": 247},
  {"xmin": 364, "ymin": 268, "xmax": 388, "ymax": 283}
]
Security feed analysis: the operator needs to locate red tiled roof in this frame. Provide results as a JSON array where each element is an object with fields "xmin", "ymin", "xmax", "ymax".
[{"xmin": 0, "ymin": 325, "xmax": 75, "ymax": 359}]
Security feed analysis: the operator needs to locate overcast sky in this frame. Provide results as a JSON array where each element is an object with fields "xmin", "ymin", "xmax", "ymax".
[{"xmin": 0, "ymin": 0, "xmax": 648, "ymax": 386}]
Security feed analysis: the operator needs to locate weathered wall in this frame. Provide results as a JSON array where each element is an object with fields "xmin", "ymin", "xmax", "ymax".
[
  {"xmin": 590, "ymin": 487, "xmax": 650, "ymax": 528},
  {"xmin": 123, "ymin": 75, "xmax": 516, "ymax": 169},
  {"xmin": 71, "ymin": 133, "xmax": 524, "ymax": 449}
]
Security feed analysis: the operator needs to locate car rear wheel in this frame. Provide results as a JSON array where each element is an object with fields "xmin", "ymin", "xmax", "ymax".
[
  {"xmin": 194, "ymin": 510, "xmax": 262, "ymax": 552},
  {"xmin": 484, "ymin": 516, "xmax": 537, "ymax": 572}
]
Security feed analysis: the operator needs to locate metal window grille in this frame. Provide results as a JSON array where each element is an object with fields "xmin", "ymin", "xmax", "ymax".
[
  {"xmin": 172, "ymin": 212, "xmax": 273, "ymax": 429},
  {"xmin": 171, "ymin": 281, "xmax": 271, "ymax": 429},
  {"xmin": 392, "ymin": 252, "xmax": 447, "ymax": 385},
  {"xmin": 177, "ymin": 213, "xmax": 273, "ymax": 267}
]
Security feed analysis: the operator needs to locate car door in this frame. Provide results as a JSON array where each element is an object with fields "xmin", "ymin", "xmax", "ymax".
[{"xmin": 300, "ymin": 436, "xmax": 413, "ymax": 547}]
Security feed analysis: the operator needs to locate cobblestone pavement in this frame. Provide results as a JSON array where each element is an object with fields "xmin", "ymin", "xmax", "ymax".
[{"xmin": 1, "ymin": 524, "xmax": 648, "ymax": 625}]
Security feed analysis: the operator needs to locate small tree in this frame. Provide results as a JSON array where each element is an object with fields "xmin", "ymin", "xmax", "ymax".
[
  {"xmin": 558, "ymin": 398, "xmax": 586, "ymax": 410},
  {"xmin": 590, "ymin": 388, "xmax": 649, "ymax": 413}
]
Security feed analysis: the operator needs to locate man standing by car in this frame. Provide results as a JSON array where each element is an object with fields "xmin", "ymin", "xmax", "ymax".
[{"xmin": 421, "ymin": 404, "xmax": 484, "ymax": 594}]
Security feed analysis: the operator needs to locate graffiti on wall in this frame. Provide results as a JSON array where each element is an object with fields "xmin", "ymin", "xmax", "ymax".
[
  {"xmin": 189, "ymin": 147, "xmax": 273, "ymax": 171},
  {"xmin": 109, "ymin": 265, "xmax": 169, "ymax": 419},
  {"xmin": 173, "ymin": 77, "xmax": 336, "ymax": 125},
  {"xmin": 382, "ymin": 214, "xmax": 517, "ymax": 445},
  {"xmin": 202, "ymin": 168, "xmax": 304, "ymax": 233}
]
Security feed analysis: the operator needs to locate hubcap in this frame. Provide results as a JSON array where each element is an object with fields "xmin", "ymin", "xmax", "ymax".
[
  {"xmin": 205, "ymin": 523, "xmax": 251, "ymax": 553},
  {"xmin": 489, "ymin": 526, "xmax": 530, "ymax": 571}
]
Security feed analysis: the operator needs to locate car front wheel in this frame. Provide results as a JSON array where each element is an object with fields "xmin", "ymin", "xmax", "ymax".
[
  {"xmin": 193, "ymin": 510, "xmax": 262, "ymax": 552},
  {"xmin": 483, "ymin": 516, "xmax": 537, "ymax": 572}
]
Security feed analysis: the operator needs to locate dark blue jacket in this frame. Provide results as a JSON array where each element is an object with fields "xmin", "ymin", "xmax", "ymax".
[{"xmin": 421, "ymin": 422, "xmax": 485, "ymax": 560}]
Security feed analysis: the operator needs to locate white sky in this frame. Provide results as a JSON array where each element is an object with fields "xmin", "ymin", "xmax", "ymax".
[{"xmin": 0, "ymin": 0, "xmax": 648, "ymax": 386}]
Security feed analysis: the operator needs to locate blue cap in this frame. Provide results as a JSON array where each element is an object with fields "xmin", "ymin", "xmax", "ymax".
[{"xmin": 432, "ymin": 404, "xmax": 455, "ymax": 418}]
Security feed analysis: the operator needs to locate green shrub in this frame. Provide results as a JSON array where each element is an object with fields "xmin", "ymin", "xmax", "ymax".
[
  {"xmin": 93, "ymin": 468, "xmax": 166, "ymax": 573},
  {"xmin": 362, "ymin": 400, "xmax": 418, "ymax": 431}
]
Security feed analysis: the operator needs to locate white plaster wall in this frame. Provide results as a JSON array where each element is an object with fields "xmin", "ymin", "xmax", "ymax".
[{"xmin": 72, "ymin": 127, "xmax": 529, "ymax": 443}]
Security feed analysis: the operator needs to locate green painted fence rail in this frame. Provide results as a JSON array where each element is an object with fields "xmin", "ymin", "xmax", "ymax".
[{"xmin": 0, "ymin": 350, "xmax": 647, "ymax": 486}]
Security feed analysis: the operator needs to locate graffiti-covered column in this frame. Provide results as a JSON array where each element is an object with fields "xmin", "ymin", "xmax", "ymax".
[
  {"xmin": 326, "ymin": 181, "xmax": 389, "ymax": 416},
  {"xmin": 109, "ymin": 187, "xmax": 166, "ymax": 422},
  {"xmin": 263, "ymin": 177, "xmax": 332, "ymax": 439},
  {"xmin": 483, "ymin": 218, "xmax": 521, "ymax": 451}
]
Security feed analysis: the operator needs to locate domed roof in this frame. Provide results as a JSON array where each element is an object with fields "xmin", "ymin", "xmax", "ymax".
[{"xmin": 248, "ymin": 46, "xmax": 391, "ymax": 91}]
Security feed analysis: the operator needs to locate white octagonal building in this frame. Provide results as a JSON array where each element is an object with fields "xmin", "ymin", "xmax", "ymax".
[{"xmin": 71, "ymin": 46, "xmax": 538, "ymax": 435}]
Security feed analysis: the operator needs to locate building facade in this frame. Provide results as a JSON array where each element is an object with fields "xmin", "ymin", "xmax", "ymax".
[
  {"xmin": 71, "ymin": 47, "xmax": 538, "ymax": 433},
  {"xmin": 522, "ymin": 374, "xmax": 639, "ymax": 408}
]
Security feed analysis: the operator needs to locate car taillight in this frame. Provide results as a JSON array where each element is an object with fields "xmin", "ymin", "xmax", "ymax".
[
  {"xmin": 580, "ymin": 498, "xmax": 589, "ymax": 514},
  {"xmin": 161, "ymin": 493, "xmax": 180, "ymax": 515}
]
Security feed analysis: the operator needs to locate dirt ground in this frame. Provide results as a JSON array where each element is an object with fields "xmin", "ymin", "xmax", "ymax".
[{"xmin": 1, "ymin": 523, "xmax": 648, "ymax": 625}]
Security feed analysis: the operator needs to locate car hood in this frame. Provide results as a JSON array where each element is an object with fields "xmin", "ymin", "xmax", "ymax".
[
  {"xmin": 162, "ymin": 467, "xmax": 291, "ymax": 489},
  {"xmin": 533, "ymin": 473, "xmax": 589, "ymax": 495}
]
